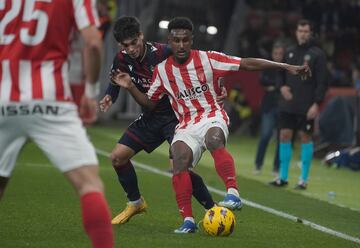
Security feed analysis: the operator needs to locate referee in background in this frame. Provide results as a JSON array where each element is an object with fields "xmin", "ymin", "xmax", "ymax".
[{"xmin": 270, "ymin": 19, "xmax": 328, "ymax": 189}]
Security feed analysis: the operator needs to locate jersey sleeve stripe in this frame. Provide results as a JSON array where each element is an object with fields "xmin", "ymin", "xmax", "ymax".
[{"xmin": 209, "ymin": 58, "xmax": 241, "ymax": 72}]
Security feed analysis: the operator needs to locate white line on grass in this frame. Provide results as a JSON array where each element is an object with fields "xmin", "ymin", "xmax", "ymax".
[{"xmin": 95, "ymin": 148, "xmax": 360, "ymax": 245}]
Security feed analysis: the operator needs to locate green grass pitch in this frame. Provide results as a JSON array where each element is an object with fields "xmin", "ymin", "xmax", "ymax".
[{"xmin": 0, "ymin": 125, "xmax": 359, "ymax": 247}]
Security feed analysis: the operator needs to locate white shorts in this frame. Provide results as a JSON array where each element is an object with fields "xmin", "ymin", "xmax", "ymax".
[
  {"xmin": 0, "ymin": 101, "xmax": 98, "ymax": 177},
  {"xmin": 171, "ymin": 117, "xmax": 229, "ymax": 167}
]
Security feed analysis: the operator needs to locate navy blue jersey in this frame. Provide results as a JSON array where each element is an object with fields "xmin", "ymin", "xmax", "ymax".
[{"xmin": 105, "ymin": 42, "xmax": 172, "ymax": 115}]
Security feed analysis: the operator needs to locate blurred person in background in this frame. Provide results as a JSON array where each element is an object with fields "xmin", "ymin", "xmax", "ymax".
[
  {"xmin": 254, "ymin": 42, "xmax": 285, "ymax": 175},
  {"xmin": 0, "ymin": 1, "xmax": 113, "ymax": 247},
  {"xmin": 270, "ymin": 19, "xmax": 328, "ymax": 190}
]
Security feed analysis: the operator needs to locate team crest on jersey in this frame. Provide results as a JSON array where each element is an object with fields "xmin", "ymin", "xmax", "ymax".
[
  {"xmin": 177, "ymin": 84, "xmax": 209, "ymax": 100},
  {"xmin": 289, "ymin": 52, "xmax": 294, "ymax": 58}
]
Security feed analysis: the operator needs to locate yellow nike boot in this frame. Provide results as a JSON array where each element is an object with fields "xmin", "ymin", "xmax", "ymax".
[{"xmin": 111, "ymin": 196, "xmax": 148, "ymax": 224}]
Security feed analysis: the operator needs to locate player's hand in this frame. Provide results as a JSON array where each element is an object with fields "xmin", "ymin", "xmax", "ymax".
[
  {"xmin": 280, "ymin": 86, "xmax": 293, "ymax": 101},
  {"xmin": 216, "ymin": 86, "xmax": 228, "ymax": 105},
  {"xmin": 99, "ymin": 94, "xmax": 113, "ymax": 112},
  {"xmin": 307, "ymin": 103, "xmax": 319, "ymax": 120},
  {"xmin": 79, "ymin": 95, "xmax": 98, "ymax": 125},
  {"xmin": 285, "ymin": 64, "xmax": 312, "ymax": 80},
  {"xmin": 110, "ymin": 69, "xmax": 133, "ymax": 89}
]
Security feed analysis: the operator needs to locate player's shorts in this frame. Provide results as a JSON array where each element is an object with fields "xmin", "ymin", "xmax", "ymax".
[
  {"xmin": 0, "ymin": 101, "xmax": 98, "ymax": 177},
  {"xmin": 171, "ymin": 117, "xmax": 229, "ymax": 167},
  {"xmin": 118, "ymin": 111, "xmax": 178, "ymax": 156},
  {"xmin": 279, "ymin": 112, "xmax": 314, "ymax": 133}
]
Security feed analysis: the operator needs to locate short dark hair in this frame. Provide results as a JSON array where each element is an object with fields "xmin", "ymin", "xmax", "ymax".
[
  {"xmin": 297, "ymin": 19, "xmax": 313, "ymax": 31},
  {"xmin": 168, "ymin": 17, "xmax": 193, "ymax": 32},
  {"xmin": 113, "ymin": 16, "xmax": 140, "ymax": 42}
]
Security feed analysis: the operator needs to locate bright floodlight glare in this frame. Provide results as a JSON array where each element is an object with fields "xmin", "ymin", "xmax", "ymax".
[
  {"xmin": 207, "ymin": 26, "xmax": 218, "ymax": 35},
  {"xmin": 159, "ymin": 20, "xmax": 169, "ymax": 29}
]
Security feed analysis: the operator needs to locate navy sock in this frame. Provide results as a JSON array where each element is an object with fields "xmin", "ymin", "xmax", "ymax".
[
  {"xmin": 113, "ymin": 161, "xmax": 141, "ymax": 201},
  {"xmin": 189, "ymin": 171, "xmax": 215, "ymax": 209}
]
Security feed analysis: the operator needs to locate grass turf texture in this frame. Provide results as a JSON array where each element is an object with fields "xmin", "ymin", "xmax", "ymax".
[{"xmin": 0, "ymin": 125, "xmax": 359, "ymax": 248}]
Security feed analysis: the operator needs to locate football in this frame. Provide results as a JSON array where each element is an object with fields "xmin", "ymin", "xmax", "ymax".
[{"xmin": 202, "ymin": 206, "xmax": 236, "ymax": 236}]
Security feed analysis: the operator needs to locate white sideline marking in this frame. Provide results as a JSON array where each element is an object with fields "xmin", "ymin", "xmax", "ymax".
[{"xmin": 95, "ymin": 148, "xmax": 360, "ymax": 244}]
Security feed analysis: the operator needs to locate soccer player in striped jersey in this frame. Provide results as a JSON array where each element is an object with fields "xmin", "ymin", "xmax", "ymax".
[
  {"xmin": 111, "ymin": 17, "xmax": 310, "ymax": 233},
  {"xmin": 99, "ymin": 16, "xmax": 218, "ymax": 225},
  {"xmin": 0, "ymin": 1, "xmax": 113, "ymax": 247}
]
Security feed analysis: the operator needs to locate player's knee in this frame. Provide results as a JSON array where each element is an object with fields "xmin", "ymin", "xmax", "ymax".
[
  {"xmin": 280, "ymin": 130, "xmax": 292, "ymax": 142},
  {"xmin": 111, "ymin": 152, "xmax": 129, "ymax": 168},
  {"xmin": 206, "ymin": 139, "xmax": 224, "ymax": 152},
  {"xmin": 172, "ymin": 153, "xmax": 192, "ymax": 174}
]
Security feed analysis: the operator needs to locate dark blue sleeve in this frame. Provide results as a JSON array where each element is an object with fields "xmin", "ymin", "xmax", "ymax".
[
  {"xmin": 103, "ymin": 54, "xmax": 125, "ymax": 103},
  {"xmin": 105, "ymin": 83, "xmax": 120, "ymax": 103}
]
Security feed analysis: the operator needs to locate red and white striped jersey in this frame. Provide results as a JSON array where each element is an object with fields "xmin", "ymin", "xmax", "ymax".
[
  {"xmin": 148, "ymin": 50, "xmax": 241, "ymax": 129},
  {"xmin": 0, "ymin": 0, "xmax": 99, "ymax": 102}
]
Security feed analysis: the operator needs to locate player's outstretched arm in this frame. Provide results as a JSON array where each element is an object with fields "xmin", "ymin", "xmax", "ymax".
[
  {"xmin": 240, "ymin": 58, "xmax": 311, "ymax": 80},
  {"xmin": 111, "ymin": 70, "xmax": 157, "ymax": 111}
]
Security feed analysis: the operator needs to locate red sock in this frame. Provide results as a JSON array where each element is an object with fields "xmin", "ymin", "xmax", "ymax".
[
  {"xmin": 172, "ymin": 171, "xmax": 193, "ymax": 219},
  {"xmin": 81, "ymin": 192, "xmax": 114, "ymax": 248},
  {"xmin": 211, "ymin": 148, "xmax": 238, "ymax": 190}
]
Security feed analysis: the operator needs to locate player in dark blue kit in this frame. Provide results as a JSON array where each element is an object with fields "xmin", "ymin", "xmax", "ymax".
[{"xmin": 99, "ymin": 16, "xmax": 217, "ymax": 224}]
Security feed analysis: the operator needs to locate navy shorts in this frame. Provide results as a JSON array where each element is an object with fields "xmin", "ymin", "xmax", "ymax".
[
  {"xmin": 279, "ymin": 112, "xmax": 314, "ymax": 133},
  {"xmin": 118, "ymin": 112, "xmax": 178, "ymax": 156}
]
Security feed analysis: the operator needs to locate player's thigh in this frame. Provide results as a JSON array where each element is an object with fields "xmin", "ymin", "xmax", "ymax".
[
  {"xmin": 204, "ymin": 117, "xmax": 229, "ymax": 150},
  {"xmin": 0, "ymin": 116, "xmax": 27, "ymax": 178},
  {"xmin": 29, "ymin": 104, "xmax": 98, "ymax": 173},
  {"xmin": 279, "ymin": 112, "xmax": 295, "ymax": 142},
  {"xmin": 121, "ymin": 116, "xmax": 167, "ymax": 154},
  {"xmin": 297, "ymin": 116, "xmax": 314, "ymax": 143},
  {"xmin": 172, "ymin": 128, "xmax": 203, "ymax": 167},
  {"xmin": 171, "ymin": 140, "xmax": 193, "ymax": 173},
  {"xmin": 298, "ymin": 118, "xmax": 314, "ymax": 143}
]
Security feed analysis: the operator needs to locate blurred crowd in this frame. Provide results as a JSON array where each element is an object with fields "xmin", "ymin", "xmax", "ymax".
[{"xmin": 240, "ymin": 0, "xmax": 360, "ymax": 88}]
